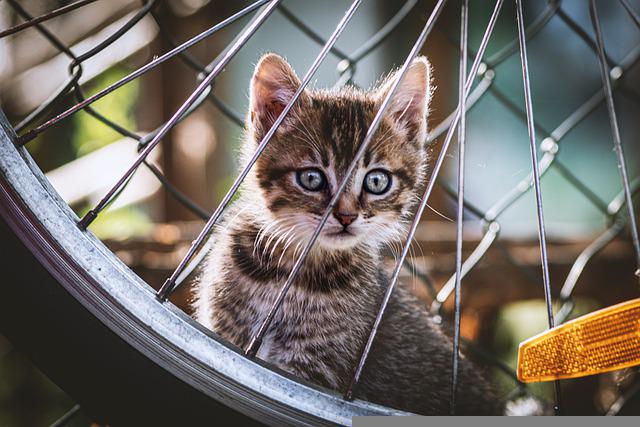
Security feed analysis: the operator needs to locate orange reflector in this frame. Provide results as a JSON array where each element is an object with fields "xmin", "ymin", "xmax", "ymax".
[{"xmin": 517, "ymin": 298, "xmax": 640, "ymax": 383}]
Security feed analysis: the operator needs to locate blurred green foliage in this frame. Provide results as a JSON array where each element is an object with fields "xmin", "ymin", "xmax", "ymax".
[
  {"xmin": 86, "ymin": 205, "xmax": 153, "ymax": 241},
  {"xmin": 72, "ymin": 66, "xmax": 139, "ymax": 157}
]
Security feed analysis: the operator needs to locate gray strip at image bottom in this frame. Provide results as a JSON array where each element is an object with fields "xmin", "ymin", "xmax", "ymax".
[{"xmin": 353, "ymin": 416, "xmax": 639, "ymax": 427}]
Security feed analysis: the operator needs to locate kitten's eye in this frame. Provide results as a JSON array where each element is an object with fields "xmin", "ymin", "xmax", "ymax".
[
  {"xmin": 296, "ymin": 168, "xmax": 326, "ymax": 191},
  {"xmin": 363, "ymin": 169, "xmax": 391, "ymax": 195}
]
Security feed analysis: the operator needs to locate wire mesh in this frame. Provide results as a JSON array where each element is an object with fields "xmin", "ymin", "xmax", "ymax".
[{"xmin": 2, "ymin": 0, "xmax": 640, "ymax": 416}]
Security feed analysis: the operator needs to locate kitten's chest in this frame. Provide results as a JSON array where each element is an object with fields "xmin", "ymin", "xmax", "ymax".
[{"xmin": 217, "ymin": 277, "xmax": 375, "ymax": 366}]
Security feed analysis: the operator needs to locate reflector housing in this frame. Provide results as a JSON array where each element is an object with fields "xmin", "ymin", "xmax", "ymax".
[{"xmin": 517, "ymin": 298, "xmax": 640, "ymax": 383}]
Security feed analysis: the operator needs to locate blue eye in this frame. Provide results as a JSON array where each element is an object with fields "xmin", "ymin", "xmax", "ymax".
[
  {"xmin": 296, "ymin": 168, "xmax": 326, "ymax": 191},
  {"xmin": 364, "ymin": 169, "xmax": 391, "ymax": 195}
]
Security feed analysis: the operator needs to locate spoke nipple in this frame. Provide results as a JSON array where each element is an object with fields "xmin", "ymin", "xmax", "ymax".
[
  {"xmin": 343, "ymin": 389, "xmax": 354, "ymax": 401},
  {"xmin": 245, "ymin": 339, "xmax": 261, "ymax": 358},
  {"xmin": 17, "ymin": 130, "xmax": 37, "ymax": 147},
  {"xmin": 78, "ymin": 210, "xmax": 98, "ymax": 230},
  {"xmin": 157, "ymin": 278, "xmax": 174, "ymax": 301}
]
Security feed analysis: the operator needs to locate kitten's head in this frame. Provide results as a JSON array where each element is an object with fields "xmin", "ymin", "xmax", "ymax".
[{"xmin": 244, "ymin": 53, "xmax": 432, "ymax": 252}]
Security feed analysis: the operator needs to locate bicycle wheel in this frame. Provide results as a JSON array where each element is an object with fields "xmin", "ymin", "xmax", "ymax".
[{"xmin": 2, "ymin": 0, "xmax": 640, "ymax": 423}]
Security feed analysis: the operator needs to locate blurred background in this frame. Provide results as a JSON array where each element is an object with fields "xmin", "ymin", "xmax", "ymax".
[{"xmin": 1, "ymin": 0, "xmax": 640, "ymax": 424}]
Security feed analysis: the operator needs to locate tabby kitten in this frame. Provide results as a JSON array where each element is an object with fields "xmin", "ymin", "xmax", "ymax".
[{"xmin": 193, "ymin": 53, "xmax": 501, "ymax": 415}]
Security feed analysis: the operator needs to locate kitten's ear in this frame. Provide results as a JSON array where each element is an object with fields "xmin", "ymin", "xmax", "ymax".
[
  {"xmin": 249, "ymin": 53, "xmax": 305, "ymax": 136},
  {"xmin": 376, "ymin": 56, "xmax": 432, "ymax": 142}
]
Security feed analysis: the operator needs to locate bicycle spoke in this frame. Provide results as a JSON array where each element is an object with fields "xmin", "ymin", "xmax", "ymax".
[
  {"xmin": 590, "ymin": 0, "xmax": 640, "ymax": 277},
  {"xmin": 0, "ymin": 0, "xmax": 99, "ymax": 39},
  {"xmin": 450, "ymin": 0, "xmax": 469, "ymax": 413},
  {"xmin": 515, "ymin": 0, "xmax": 561, "ymax": 414}
]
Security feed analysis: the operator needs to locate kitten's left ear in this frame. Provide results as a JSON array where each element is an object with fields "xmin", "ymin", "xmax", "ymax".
[{"xmin": 376, "ymin": 56, "xmax": 432, "ymax": 143}]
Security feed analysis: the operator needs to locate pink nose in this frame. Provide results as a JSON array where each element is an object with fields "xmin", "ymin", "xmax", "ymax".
[{"xmin": 333, "ymin": 211, "xmax": 358, "ymax": 227}]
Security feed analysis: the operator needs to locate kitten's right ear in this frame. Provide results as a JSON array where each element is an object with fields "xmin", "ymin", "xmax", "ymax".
[
  {"xmin": 376, "ymin": 56, "xmax": 432, "ymax": 143},
  {"xmin": 249, "ymin": 54, "xmax": 305, "ymax": 137}
]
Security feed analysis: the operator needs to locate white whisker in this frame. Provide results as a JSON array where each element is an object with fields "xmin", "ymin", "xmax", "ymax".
[
  {"xmin": 427, "ymin": 203, "xmax": 454, "ymax": 222},
  {"xmin": 269, "ymin": 225, "xmax": 295, "ymax": 263}
]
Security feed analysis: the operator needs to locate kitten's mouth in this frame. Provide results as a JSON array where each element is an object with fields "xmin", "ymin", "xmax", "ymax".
[
  {"xmin": 324, "ymin": 228, "xmax": 356, "ymax": 238},
  {"xmin": 318, "ymin": 226, "xmax": 364, "ymax": 249}
]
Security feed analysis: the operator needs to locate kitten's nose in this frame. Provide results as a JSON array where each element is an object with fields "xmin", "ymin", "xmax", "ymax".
[{"xmin": 333, "ymin": 211, "xmax": 358, "ymax": 227}]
